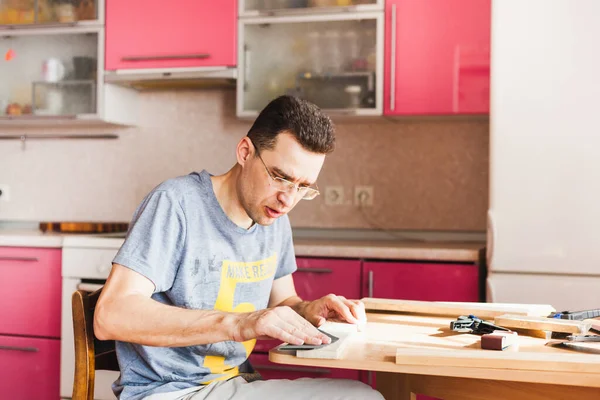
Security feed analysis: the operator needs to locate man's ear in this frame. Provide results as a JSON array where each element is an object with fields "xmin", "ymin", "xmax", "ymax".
[{"xmin": 236, "ymin": 136, "xmax": 253, "ymax": 166}]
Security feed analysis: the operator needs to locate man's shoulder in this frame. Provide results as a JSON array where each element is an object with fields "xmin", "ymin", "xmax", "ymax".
[{"xmin": 152, "ymin": 171, "xmax": 206, "ymax": 198}]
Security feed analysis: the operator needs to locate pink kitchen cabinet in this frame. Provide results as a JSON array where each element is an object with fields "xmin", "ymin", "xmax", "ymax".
[
  {"xmin": 362, "ymin": 261, "xmax": 479, "ymax": 302},
  {"xmin": 0, "ymin": 335, "xmax": 60, "ymax": 400},
  {"xmin": 254, "ymin": 257, "xmax": 361, "ymax": 353},
  {"xmin": 0, "ymin": 247, "xmax": 62, "ymax": 338},
  {"xmin": 105, "ymin": 0, "xmax": 237, "ymax": 70},
  {"xmin": 384, "ymin": 0, "xmax": 491, "ymax": 115},
  {"xmin": 0, "ymin": 247, "xmax": 61, "ymax": 400}
]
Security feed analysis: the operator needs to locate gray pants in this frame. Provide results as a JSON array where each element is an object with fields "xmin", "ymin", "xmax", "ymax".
[{"xmin": 144, "ymin": 377, "xmax": 385, "ymax": 400}]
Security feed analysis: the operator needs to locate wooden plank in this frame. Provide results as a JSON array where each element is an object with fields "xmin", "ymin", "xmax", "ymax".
[
  {"xmin": 395, "ymin": 347, "xmax": 600, "ymax": 373},
  {"xmin": 494, "ymin": 314, "xmax": 592, "ymax": 334},
  {"xmin": 362, "ymin": 298, "xmax": 555, "ymax": 319},
  {"xmin": 395, "ymin": 373, "xmax": 600, "ymax": 400}
]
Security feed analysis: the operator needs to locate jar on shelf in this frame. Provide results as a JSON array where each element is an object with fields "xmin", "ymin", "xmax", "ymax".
[{"xmin": 54, "ymin": 0, "xmax": 76, "ymax": 23}]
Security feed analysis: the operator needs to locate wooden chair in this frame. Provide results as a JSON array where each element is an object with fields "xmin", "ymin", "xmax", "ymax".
[
  {"xmin": 72, "ymin": 288, "xmax": 119, "ymax": 400},
  {"xmin": 71, "ymin": 288, "xmax": 263, "ymax": 400}
]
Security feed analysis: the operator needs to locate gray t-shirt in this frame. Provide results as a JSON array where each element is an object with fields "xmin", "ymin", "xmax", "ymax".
[{"xmin": 111, "ymin": 170, "xmax": 297, "ymax": 400}]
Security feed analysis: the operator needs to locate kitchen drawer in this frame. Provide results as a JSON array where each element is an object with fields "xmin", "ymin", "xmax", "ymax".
[
  {"xmin": 254, "ymin": 257, "xmax": 362, "ymax": 353},
  {"xmin": 62, "ymin": 247, "xmax": 118, "ymax": 279},
  {"xmin": 0, "ymin": 335, "xmax": 60, "ymax": 400},
  {"xmin": 0, "ymin": 247, "xmax": 61, "ymax": 337},
  {"xmin": 248, "ymin": 353, "xmax": 361, "ymax": 382}
]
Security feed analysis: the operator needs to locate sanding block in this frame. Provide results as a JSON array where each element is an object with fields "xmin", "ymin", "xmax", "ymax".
[
  {"xmin": 481, "ymin": 330, "xmax": 518, "ymax": 350},
  {"xmin": 278, "ymin": 329, "xmax": 339, "ymax": 351}
]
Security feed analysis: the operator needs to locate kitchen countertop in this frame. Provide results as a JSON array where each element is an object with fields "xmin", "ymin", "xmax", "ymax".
[
  {"xmin": 293, "ymin": 238, "xmax": 484, "ymax": 262},
  {"xmin": 0, "ymin": 229, "xmax": 484, "ymax": 262}
]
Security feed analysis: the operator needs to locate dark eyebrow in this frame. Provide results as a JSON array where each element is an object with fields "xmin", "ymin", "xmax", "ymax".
[{"xmin": 272, "ymin": 167, "xmax": 313, "ymax": 186}]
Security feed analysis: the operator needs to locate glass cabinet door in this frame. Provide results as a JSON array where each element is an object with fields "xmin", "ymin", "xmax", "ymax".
[
  {"xmin": 242, "ymin": 0, "xmax": 381, "ymax": 14},
  {"xmin": 0, "ymin": 0, "xmax": 98, "ymax": 26},
  {"xmin": 0, "ymin": 29, "xmax": 99, "ymax": 118},
  {"xmin": 240, "ymin": 14, "xmax": 382, "ymax": 116}
]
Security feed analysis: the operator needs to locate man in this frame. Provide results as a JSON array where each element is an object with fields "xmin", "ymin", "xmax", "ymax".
[{"xmin": 95, "ymin": 96, "xmax": 384, "ymax": 400}]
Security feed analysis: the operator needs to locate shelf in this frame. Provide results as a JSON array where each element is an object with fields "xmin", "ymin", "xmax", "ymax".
[
  {"xmin": 240, "ymin": 4, "xmax": 383, "ymax": 19},
  {"xmin": 32, "ymin": 79, "xmax": 96, "ymax": 86}
]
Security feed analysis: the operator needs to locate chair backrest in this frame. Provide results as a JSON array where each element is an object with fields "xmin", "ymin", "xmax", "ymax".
[{"xmin": 72, "ymin": 288, "xmax": 119, "ymax": 400}]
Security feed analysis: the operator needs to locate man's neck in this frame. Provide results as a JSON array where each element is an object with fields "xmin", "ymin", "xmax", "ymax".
[{"xmin": 211, "ymin": 165, "xmax": 254, "ymax": 230}]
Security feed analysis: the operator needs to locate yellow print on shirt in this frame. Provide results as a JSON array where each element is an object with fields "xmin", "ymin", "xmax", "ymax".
[{"xmin": 202, "ymin": 254, "xmax": 277, "ymax": 381}]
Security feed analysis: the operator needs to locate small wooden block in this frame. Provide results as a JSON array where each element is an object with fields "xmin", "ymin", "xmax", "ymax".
[
  {"xmin": 494, "ymin": 314, "xmax": 592, "ymax": 334},
  {"xmin": 481, "ymin": 330, "xmax": 519, "ymax": 350}
]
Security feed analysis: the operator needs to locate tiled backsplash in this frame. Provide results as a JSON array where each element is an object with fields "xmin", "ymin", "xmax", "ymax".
[{"xmin": 0, "ymin": 89, "xmax": 488, "ymax": 231}]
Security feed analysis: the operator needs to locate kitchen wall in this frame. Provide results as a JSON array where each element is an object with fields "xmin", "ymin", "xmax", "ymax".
[{"xmin": 0, "ymin": 88, "xmax": 489, "ymax": 231}]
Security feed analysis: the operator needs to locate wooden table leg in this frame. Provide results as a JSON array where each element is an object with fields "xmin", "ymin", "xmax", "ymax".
[
  {"xmin": 375, "ymin": 372, "xmax": 415, "ymax": 400},
  {"xmin": 376, "ymin": 372, "xmax": 600, "ymax": 400}
]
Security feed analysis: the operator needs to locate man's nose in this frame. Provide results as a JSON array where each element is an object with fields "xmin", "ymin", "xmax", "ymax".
[{"xmin": 277, "ymin": 189, "xmax": 295, "ymax": 208}]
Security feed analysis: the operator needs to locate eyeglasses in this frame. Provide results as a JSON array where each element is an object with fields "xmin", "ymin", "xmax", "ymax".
[{"xmin": 250, "ymin": 139, "xmax": 320, "ymax": 201}]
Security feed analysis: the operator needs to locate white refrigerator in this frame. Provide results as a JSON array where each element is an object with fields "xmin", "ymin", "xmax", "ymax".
[{"xmin": 487, "ymin": 0, "xmax": 600, "ymax": 311}]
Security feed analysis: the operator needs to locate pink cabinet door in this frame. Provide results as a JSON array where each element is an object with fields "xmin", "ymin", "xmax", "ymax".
[
  {"xmin": 0, "ymin": 335, "xmax": 60, "ymax": 400},
  {"xmin": 384, "ymin": 0, "xmax": 491, "ymax": 115},
  {"xmin": 248, "ymin": 353, "xmax": 361, "ymax": 381},
  {"xmin": 294, "ymin": 258, "xmax": 362, "ymax": 301},
  {"xmin": 362, "ymin": 261, "xmax": 479, "ymax": 302},
  {"xmin": 254, "ymin": 258, "xmax": 362, "ymax": 353},
  {"xmin": 0, "ymin": 247, "xmax": 61, "ymax": 338},
  {"xmin": 106, "ymin": 0, "xmax": 237, "ymax": 70}
]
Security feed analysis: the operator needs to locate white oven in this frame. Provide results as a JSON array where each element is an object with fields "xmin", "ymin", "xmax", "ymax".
[{"xmin": 61, "ymin": 236, "xmax": 125, "ymax": 399}]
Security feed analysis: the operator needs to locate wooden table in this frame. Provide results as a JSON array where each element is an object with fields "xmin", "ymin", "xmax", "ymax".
[{"xmin": 269, "ymin": 312, "xmax": 600, "ymax": 400}]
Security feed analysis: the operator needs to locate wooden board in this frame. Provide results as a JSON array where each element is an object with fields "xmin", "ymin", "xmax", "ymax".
[
  {"xmin": 494, "ymin": 314, "xmax": 592, "ymax": 334},
  {"xmin": 395, "ymin": 347, "xmax": 600, "ymax": 373},
  {"xmin": 39, "ymin": 222, "xmax": 128, "ymax": 234},
  {"xmin": 291, "ymin": 322, "xmax": 358, "ymax": 360},
  {"xmin": 362, "ymin": 298, "xmax": 555, "ymax": 319}
]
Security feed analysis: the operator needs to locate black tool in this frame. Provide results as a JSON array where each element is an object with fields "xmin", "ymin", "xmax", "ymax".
[
  {"xmin": 279, "ymin": 329, "xmax": 339, "ymax": 351},
  {"xmin": 450, "ymin": 315, "xmax": 510, "ymax": 335},
  {"xmin": 565, "ymin": 334, "xmax": 600, "ymax": 342},
  {"xmin": 550, "ymin": 308, "xmax": 600, "ymax": 320}
]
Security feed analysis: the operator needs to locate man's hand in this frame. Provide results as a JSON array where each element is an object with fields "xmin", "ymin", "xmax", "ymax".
[
  {"xmin": 233, "ymin": 306, "xmax": 331, "ymax": 346},
  {"xmin": 299, "ymin": 294, "xmax": 367, "ymax": 328}
]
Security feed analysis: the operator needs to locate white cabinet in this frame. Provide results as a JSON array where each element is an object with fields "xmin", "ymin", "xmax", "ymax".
[
  {"xmin": 0, "ymin": 1, "xmax": 136, "ymax": 127},
  {"xmin": 237, "ymin": 4, "xmax": 384, "ymax": 117}
]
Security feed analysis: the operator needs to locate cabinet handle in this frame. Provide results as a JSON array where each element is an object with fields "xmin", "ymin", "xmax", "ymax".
[
  {"xmin": 390, "ymin": 3, "xmax": 397, "ymax": 111},
  {"xmin": 0, "ymin": 345, "xmax": 39, "ymax": 352},
  {"xmin": 253, "ymin": 364, "xmax": 331, "ymax": 374},
  {"xmin": 121, "ymin": 54, "xmax": 210, "ymax": 62},
  {"xmin": 0, "ymin": 256, "xmax": 39, "ymax": 262},
  {"xmin": 368, "ymin": 270, "xmax": 374, "ymax": 298},
  {"xmin": 296, "ymin": 268, "xmax": 333, "ymax": 274}
]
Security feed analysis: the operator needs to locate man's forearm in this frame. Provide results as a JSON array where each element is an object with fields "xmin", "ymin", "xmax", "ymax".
[
  {"xmin": 94, "ymin": 293, "xmax": 241, "ymax": 347},
  {"xmin": 278, "ymin": 295, "xmax": 310, "ymax": 319}
]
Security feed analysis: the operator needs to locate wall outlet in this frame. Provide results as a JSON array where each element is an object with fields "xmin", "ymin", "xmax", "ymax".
[
  {"xmin": 325, "ymin": 186, "xmax": 344, "ymax": 206},
  {"xmin": 0, "ymin": 184, "xmax": 10, "ymax": 202},
  {"xmin": 354, "ymin": 186, "xmax": 373, "ymax": 207}
]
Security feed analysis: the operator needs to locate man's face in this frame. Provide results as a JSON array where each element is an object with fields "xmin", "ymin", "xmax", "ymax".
[{"xmin": 239, "ymin": 133, "xmax": 325, "ymax": 226}]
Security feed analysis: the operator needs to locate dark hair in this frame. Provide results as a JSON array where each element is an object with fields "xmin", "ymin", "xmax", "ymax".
[{"xmin": 247, "ymin": 95, "xmax": 335, "ymax": 154}]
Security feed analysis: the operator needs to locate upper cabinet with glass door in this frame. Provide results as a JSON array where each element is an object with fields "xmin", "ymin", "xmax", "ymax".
[
  {"xmin": 0, "ymin": 0, "xmax": 101, "ymax": 27},
  {"xmin": 241, "ymin": 0, "xmax": 382, "ymax": 17},
  {"xmin": 238, "ymin": 9, "xmax": 384, "ymax": 117}
]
